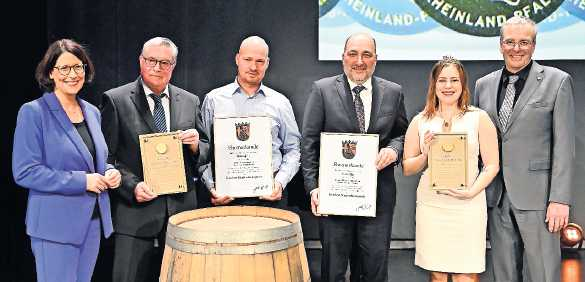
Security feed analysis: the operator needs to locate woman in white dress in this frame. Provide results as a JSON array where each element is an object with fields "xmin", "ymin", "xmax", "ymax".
[{"xmin": 402, "ymin": 57, "xmax": 500, "ymax": 282}]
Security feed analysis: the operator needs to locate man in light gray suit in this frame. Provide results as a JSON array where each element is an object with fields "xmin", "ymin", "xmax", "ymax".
[{"xmin": 474, "ymin": 16, "xmax": 575, "ymax": 282}]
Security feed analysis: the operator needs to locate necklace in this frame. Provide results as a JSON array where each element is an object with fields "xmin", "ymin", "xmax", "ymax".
[
  {"xmin": 442, "ymin": 119, "xmax": 450, "ymax": 128},
  {"xmin": 442, "ymin": 118, "xmax": 451, "ymax": 132},
  {"xmin": 438, "ymin": 109, "xmax": 456, "ymax": 133}
]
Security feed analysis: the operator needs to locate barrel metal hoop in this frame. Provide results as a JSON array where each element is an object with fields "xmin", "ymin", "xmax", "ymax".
[
  {"xmin": 168, "ymin": 220, "xmax": 303, "ymax": 244},
  {"xmin": 166, "ymin": 233, "xmax": 303, "ymax": 255}
]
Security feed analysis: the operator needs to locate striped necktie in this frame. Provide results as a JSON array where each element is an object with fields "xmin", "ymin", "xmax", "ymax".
[
  {"xmin": 149, "ymin": 93, "xmax": 167, "ymax": 132},
  {"xmin": 498, "ymin": 75, "xmax": 519, "ymax": 131},
  {"xmin": 352, "ymin": 85, "xmax": 366, "ymax": 133}
]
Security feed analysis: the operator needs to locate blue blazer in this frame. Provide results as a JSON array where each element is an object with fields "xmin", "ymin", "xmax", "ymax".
[{"xmin": 12, "ymin": 92, "xmax": 114, "ymax": 244}]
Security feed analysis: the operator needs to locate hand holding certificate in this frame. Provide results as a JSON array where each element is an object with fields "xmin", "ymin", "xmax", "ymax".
[
  {"xmin": 317, "ymin": 133, "xmax": 379, "ymax": 217},
  {"xmin": 139, "ymin": 131, "xmax": 188, "ymax": 195}
]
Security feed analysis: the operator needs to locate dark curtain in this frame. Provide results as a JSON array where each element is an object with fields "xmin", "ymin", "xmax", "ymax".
[{"xmin": 4, "ymin": 0, "xmax": 584, "ymax": 281}]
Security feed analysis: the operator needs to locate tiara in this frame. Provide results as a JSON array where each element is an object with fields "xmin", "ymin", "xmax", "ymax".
[{"xmin": 441, "ymin": 55, "xmax": 459, "ymax": 63}]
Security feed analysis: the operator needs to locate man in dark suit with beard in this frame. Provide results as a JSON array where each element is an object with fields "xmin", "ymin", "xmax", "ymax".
[
  {"xmin": 301, "ymin": 33, "xmax": 408, "ymax": 282},
  {"xmin": 101, "ymin": 37, "xmax": 209, "ymax": 282}
]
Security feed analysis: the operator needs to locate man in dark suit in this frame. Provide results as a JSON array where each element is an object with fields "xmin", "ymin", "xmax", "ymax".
[
  {"xmin": 101, "ymin": 37, "xmax": 209, "ymax": 282},
  {"xmin": 474, "ymin": 16, "xmax": 575, "ymax": 282},
  {"xmin": 301, "ymin": 33, "xmax": 408, "ymax": 282}
]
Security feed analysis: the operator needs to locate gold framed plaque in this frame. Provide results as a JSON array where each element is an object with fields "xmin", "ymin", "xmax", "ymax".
[
  {"xmin": 429, "ymin": 133, "xmax": 468, "ymax": 190},
  {"xmin": 139, "ymin": 131, "xmax": 187, "ymax": 195}
]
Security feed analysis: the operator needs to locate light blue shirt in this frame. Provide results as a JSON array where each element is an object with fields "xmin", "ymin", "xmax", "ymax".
[{"xmin": 201, "ymin": 79, "xmax": 301, "ymax": 190}]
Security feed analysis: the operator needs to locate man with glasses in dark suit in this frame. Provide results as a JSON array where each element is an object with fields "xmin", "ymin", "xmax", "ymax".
[{"xmin": 101, "ymin": 37, "xmax": 209, "ymax": 282}]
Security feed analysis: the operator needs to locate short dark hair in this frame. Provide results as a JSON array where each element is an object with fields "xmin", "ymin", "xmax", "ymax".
[{"xmin": 35, "ymin": 39, "xmax": 95, "ymax": 91}]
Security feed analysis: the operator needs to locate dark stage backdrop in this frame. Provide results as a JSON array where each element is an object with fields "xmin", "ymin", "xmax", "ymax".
[{"xmin": 4, "ymin": 0, "xmax": 584, "ymax": 281}]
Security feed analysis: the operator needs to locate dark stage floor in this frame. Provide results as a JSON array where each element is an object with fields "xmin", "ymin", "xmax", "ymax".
[{"xmin": 306, "ymin": 249, "xmax": 585, "ymax": 282}]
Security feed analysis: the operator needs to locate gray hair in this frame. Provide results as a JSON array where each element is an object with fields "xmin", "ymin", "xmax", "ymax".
[
  {"xmin": 500, "ymin": 16, "xmax": 537, "ymax": 43},
  {"xmin": 142, "ymin": 37, "xmax": 179, "ymax": 62}
]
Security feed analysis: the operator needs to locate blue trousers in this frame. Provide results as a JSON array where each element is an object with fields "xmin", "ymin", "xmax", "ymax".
[{"xmin": 30, "ymin": 217, "xmax": 101, "ymax": 282}]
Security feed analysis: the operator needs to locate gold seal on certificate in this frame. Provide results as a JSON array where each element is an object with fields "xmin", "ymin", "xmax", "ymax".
[
  {"xmin": 213, "ymin": 116, "xmax": 273, "ymax": 198},
  {"xmin": 318, "ymin": 133, "xmax": 379, "ymax": 217},
  {"xmin": 139, "ymin": 131, "xmax": 187, "ymax": 195},
  {"xmin": 429, "ymin": 133, "xmax": 468, "ymax": 190}
]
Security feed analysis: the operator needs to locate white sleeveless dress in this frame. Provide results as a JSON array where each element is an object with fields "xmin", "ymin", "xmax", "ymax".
[{"xmin": 414, "ymin": 107, "xmax": 487, "ymax": 273}]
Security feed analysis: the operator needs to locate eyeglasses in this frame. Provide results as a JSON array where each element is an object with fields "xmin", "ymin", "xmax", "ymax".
[
  {"xmin": 501, "ymin": 39, "xmax": 533, "ymax": 49},
  {"xmin": 141, "ymin": 55, "xmax": 174, "ymax": 71},
  {"xmin": 345, "ymin": 51, "xmax": 375, "ymax": 60},
  {"xmin": 53, "ymin": 64, "xmax": 86, "ymax": 76}
]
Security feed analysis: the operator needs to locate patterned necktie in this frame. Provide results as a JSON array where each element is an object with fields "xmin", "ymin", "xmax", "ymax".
[
  {"xmin": 150, "ymin": 93, "xmax": 167, "ymax": 132},
  {"xmin": 352, "ymin": 85, "xmax": 366, "ymax": 133},
  {"xmin": 498, "ymin": 75, "xmax": 519, "ymax": 131}
]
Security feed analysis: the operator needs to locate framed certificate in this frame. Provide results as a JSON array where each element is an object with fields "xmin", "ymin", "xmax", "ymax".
[
  {"xmin": 139, "ymin": 131, "xmax": 187, "ymax": 195},
  {"xmin": 213, "ymin": 116, "xmax": 273, "ymax": 197},
  {"xmin": 318, "ymin": 133, "xmax": 379, "ymax": 217},
  {"xmin": 429, "ymin": 133, "xmax": 468, "ymax": 190}
]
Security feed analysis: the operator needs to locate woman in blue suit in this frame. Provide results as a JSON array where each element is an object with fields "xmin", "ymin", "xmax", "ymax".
[{"xmin": 12, "ymin": 39, "xmax": 121, "ymax": 282}]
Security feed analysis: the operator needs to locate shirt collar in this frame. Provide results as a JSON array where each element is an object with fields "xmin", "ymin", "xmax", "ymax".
[
  {"xmin": 223, "ymin": 77, "xmax": 269, "ymax": 97},
  {"xmin": 503, "ymin": 60, "xmax": 532, "ymax": 82},
  {"xmin": 142, "ymin": 82, "xmax": 169, "ymax": 98},
  {"xmin": 347, "ymin": 77, "xmax": 373, "ymax": 94}
]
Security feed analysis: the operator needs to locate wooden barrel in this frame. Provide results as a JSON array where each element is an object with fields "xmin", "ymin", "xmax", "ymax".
[{"xmin": 160, "ymin": 206, "xmax": 310, "ymax": 282}]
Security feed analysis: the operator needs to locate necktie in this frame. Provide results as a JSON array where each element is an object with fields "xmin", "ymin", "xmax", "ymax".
[
  {"xmin": 498, "ymin": 75, "xmax": 519, "ymax": 131},
  {"xmin": 150, "ymin": 93, "xmax": 167, "ymax": 132},
  {"xmin": 352, "ymin": 85, "xmax": 366, "ymax": 133}
]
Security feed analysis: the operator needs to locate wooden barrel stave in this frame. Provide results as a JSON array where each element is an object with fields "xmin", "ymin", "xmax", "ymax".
[
  {"xmin": 186, "ymin": 253, "xmax": 205, "ymax": 282},
  {"xmin": 162, "ymin": 248, "xmax": 308, "ymax": 282},
  {"xmin": 160, "ymin": 206, "xmax": 310, "ymax": 282},
  {"xmin": 273, "ymin": 249, "xmax": 292, "ymax": 281}
]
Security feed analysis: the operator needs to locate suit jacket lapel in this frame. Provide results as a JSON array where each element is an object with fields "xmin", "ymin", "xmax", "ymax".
[
  {"xmin": 367, "ymin": 77, "xmax": 383, "ymax": 133},
  {"xmin": 336, "ymin": 75, "xmax": 360, "ymax": 132},
  {"xmin": 130, "ymin": 78, "xmax": 157, "ymax": 133},
  {"xmin": 487, "ymin": 69, "xmax": 503, "ymax": 128},
  {"xmin": 168, "ymin": 85, "xmax": 180, "ymax": 131},
  {"xmin": 505, "ymin": 62, "xmax": 544, "ymax": 132},
  {"xmin": 42, "ymin": 93, "xmax": 94, "ymax": 171}
]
